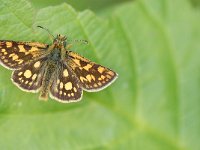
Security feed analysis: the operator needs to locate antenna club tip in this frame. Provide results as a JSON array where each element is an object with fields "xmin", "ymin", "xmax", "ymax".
[
  {"xmin": 36, "ymin": 26, "xmax": 55, "ymax": 39},
  {"xmin": 37, "ymin": 25, "xmax": 43, "ymax": 29},
  {"xmin": 84, "ymin": 40, "xmax": 89, "ymax": 44}
]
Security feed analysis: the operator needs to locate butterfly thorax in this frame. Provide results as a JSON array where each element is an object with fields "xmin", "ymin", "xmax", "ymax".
[
  {"xmin": 47, "ymin": 48, "xmax": 61, "ymax": 61},
  {"xmin": 51, "ymin": 34, "xmax": 67, "ymax": 61}
]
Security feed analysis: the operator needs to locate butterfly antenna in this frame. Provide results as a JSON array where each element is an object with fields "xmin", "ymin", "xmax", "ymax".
[
  {"xmin": 37, "ymin": 25, "xmax": 55, "ymax": 40},
  {"xmin": 68, "ymin": 39, "xmax": 88, "ymax": 45}
]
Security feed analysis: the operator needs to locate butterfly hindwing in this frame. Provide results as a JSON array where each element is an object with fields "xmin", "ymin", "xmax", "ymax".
[
  {"xmin": 67, "ymin": 51, "xmax": 118, "ymax": 92},
  {"xmin": 0, "ymin": 40, "xmax": 48, "ymax": 69},
  {"xmin": 11, "ymin": 57, "xmax": 47, "ymax": 92},
  {"xmin": 49, "ymin": 62, "xmax": 83, "ymax": 102}
]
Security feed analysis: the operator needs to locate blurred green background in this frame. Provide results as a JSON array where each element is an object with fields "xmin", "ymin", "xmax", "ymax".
[
  {"xmin": 30, "ymin": 0, "xmax": 131, "ymax": 12},
  {"xmin": 0, "ymin": 0, "xmax": 200, "ymax": 149}
]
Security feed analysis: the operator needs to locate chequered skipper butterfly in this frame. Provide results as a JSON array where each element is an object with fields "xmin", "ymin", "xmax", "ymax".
[{"xmin": 0, "ymin": 26, "xmax": 118, "ymax": 103}]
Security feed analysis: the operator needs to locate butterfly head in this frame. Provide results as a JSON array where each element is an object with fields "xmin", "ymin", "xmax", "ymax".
[
  {"xmin": 53, "ymin": 34, "xmax": 67, "ymax": 48},
  {"xmin": 37, "ymin": 26, "xmax": 88, "ymax": 48},
  {"xmin": 37, "ymin": 26, "xmax": 68, "ymax": 48}
]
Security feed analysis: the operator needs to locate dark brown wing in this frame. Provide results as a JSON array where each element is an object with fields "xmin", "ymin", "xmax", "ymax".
[
  {"xmin": 11, "ymin": 57, "xmax": 47, "ymax": 92},
  {"xmin": 66, "ymin": 51, "xmax": 118, "ymax": 92},
  {"xmin": 0, "ymin": 40, "xmax": 48, "ymax": 70},
  {"xmin": 49, "ymin": 62, "xmax": 83, "ymax": 103}
]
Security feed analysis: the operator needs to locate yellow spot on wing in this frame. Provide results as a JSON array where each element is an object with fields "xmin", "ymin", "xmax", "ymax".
[
  {"xmin": 91, "ymin": 75, "xmax": 95, "ymax": 81},
  {"xmin": 98, "ymin": 75, "xmax": 106, "ymax": 81},
  {"xmin": 18, "ymin": 72, "xmax": 23, "ymax": 76},
  {"xmin": 83, "ymin": 64, "xmax": 92, "ymax": 71},
  {"xmin": 63, "ymin": 69, "xmax": 68, "ymax": 77},
  {"xmin": 60, "ymin": 82, "xmax": 64, "ymax": 89},
  {"xmin": 108, "ymin": 71, "xmax": 114, "ymax": 76},
  {"xmin": 65, "ymin": 82, "xmax": 72, "ymax": 90},
  {"xmin": 6, "ymin": 42, "xmax": 12, "ymax": 48},
  {"xmin": 12, "ymin": 55, "xmax": 19, "ymax": 60},
  {"xmin": 73, "ymin": 87, "xmax": 77, "ymax": 92},
  {"xmin": 73, "ymin": 59, "xmax": 81, "ymax": 66},
  {"xmin": 86, "ymin": 74, "xmax": 95, "ymax": 82},
  {"xmin": 32, "ymin": 74, "xmax": 37, "ymax": 80},
  {"xmin": 24, "ymin": 70, "xmax": 32, "ymax": 78},
  {"xmin": 101, "ymin": 75, "xmax": 105, "ymax": 79},
  {"xmin": 1, "ymin": 49, "xmax": 7, "ymax": 55},
  {"xmin": 18, "ymin": 45, "xmax": 27, "ymax": 53},
  {"xmin": 86, "ymin": 74, "xmax": 92, "ymax": 82},
  {"xmin": 34, "ymin": 61, "xmax": 41, "ymax": 68},
  {"xmin": 9, "ymin": 53, "xmax": 15, "ymax": 58},
  {"xmin": 98, "ymin": 66, "xmax": 105, "ymax": 73},
  {"xmin": 18, "ymin": 59, "xmax": 23, "ymax": 64},
  {"xmin": 106, "ymin": 74, "xmax": 111, "ymax": 79},
  {"xmin": 80, "ymin": 76, "xmax": 87, "ymax": 82},
  {"xmin": 30, "ymin": 47, "xmax": 38, "ymax": 52}
]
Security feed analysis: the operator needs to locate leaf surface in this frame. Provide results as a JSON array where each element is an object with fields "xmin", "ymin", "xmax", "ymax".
[{"xmin": 0, "ymin": 0, "xmax": 199, "ymax": 149}]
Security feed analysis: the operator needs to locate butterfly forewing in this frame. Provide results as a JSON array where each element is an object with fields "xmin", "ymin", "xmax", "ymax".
[
  {"xmin": 11, "ymin": 57, "xmax": 47, "ymax": 92},
  {"xmin": 0, "ymin": 41, "xmax": 48, "ymax": 69},
  {"xmin": 67, "ymin": 51, "xmax": 118, "ymax": 92},
  {"xmin": 50, "ymin": 62, "xmax": 83, "ymax": 102}
]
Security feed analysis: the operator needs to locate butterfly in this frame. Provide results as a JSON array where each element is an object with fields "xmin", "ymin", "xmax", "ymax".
[{"xmin": 0, "ymin": 26, "xmax": 118, "ymax": 103}]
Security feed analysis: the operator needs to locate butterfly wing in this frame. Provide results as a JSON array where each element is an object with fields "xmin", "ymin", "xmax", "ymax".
[
  {"xmin": 11, "ymin": 57, "xmax": 47, "ymax": 93},
  {"xmin": 0, "ymin": 40, "xmax": 48, "ymax": 70},
  {"xmin": 66, "ymin": 51, "xmax": 118, "ymax": 92},
  {"xmin": 49, "ymin": 62, "xmax": 83, "ymax": 103}
]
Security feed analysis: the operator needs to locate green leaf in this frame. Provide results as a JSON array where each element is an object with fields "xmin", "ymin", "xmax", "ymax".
[
  {"xmin": 29, "ymin": 0, "xmax": 132, "ymax": 12},
  {"xmin": 0, "ymin": 0, "xmax": 200, "ymax": 149}
]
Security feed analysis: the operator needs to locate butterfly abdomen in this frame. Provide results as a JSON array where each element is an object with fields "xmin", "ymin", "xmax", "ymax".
[{"xmin": 39, "ymin": 61, "xmax": 57, "ymax": 100}]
